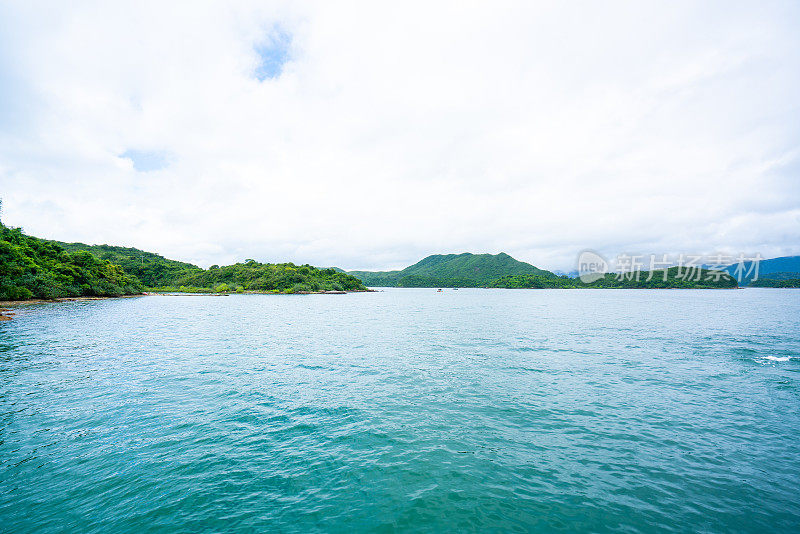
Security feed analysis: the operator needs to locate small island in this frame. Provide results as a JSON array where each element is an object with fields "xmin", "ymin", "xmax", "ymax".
[{"xmin": 149, "ymin": 260, "xmax": 368, "ymax": 294}]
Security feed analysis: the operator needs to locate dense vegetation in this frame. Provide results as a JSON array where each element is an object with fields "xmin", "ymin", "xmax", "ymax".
[
  {"xmin": 488, "ymin": 274, "xmax": 578, "ymax": 288},
  {"xmin": 748, "ymin": 271, "xmax": 800, "ymax": 281},
  {"xmin": 0, "ymin": 223, "xmax": 143, "ymax": 300},
  {"xmin": 0, "ymin": 198, "xmax": 366, "ymax": 298},
  {"xmin": 157, "ymin": 260, "xmax": 368, "ymax": 293},
  {"xmin": 491, "ymin": 267, "xmax": 737, "ymax": 289},
  {"xmin": 347, "ymin": 270, "xmax": 403, "ymax": 287},
  {"xmin": 54, "ymin": 242, "xmax": 367, "ymax": 294},
  {"xmin": 56, "ymin": 242, "xmax": 201, "ymax": 287},
  {"xmin": 749, "ymin": 278, "xmax": 800, "ymax": 288},
  {"xmin": 349, "ymin": 253, "xmax": 555, "ymax": 287}
]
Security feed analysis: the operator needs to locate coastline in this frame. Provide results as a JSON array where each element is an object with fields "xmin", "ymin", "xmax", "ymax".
[
  {"xmin": 0, "ymin": 289, "xmax": 376, "ymax": 319},
  {"xmin": 1, "ymin": 286, "xmax": 764, "ymax": 321},
  {"xmin": 0, "ymin": 294, "xmax": 144, "ymax": 321},
  {"xmin": 145, "ymin": 289, "xmax": 376, "ymax": 296}
]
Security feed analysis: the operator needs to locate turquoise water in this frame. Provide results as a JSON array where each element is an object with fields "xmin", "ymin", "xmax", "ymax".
[{"xmin": 1, "ymin": 289, "xmax": 800, "ymax": 532}]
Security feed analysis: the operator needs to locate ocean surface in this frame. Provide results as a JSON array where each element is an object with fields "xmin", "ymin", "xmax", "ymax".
[{"xmin": 1, "ymin": 288, "xmax": 799, "ymax": 533}]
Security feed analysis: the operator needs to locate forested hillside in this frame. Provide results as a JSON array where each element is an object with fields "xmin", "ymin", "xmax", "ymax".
[
  {"xmin": 347, "ymin": 270, "xmax": 402, "ymax": 287},
  {"xmin": 161, "ymin": 260, "xmax": 368, "ymax": 293},
  {"xmin": 0, "ymin": 223, "xmax": 143, "ymax": 300},
  {"xmin": 54, "ymin": 243, "xmax": 366, "ymax": 293},
  {"xmin": 749, "ymin": 278, "xmax": 800, "ymax": 288},
  {"xmin": 56, "ymin": 242, "xmax": 201, "ymax": 287}
]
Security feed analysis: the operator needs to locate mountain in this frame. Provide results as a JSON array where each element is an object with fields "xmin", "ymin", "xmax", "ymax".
[
  {"xmin": 722, "ymin": 255, "xmax": 800, "ymax": 285},
  {"xmin": 348, "ymin": 252, "xmax": 556, "ymax": 287},
  {"xmin": 0, "ymin": 223, "xmax": 143, "ymax": 300},
  {"xmin": 55, "ymin": 242, "xmax": 202, "ymax": 287}
]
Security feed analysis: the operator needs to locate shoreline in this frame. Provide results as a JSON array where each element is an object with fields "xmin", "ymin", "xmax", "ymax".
[
  {"xmin": 0, "ymin": 289, "xmax": 376, "ymax": 318},
  {"xmin": 0, "ymin": 294, "xmax": 145, "ymax": 320},
  {"xmin": 145, "ymin": 289, "xmax": 376, "ymax": 296},
  {"xmin": 2, "ymin": 286, "xmax": 767, "ymax": 321},
  {"xmin": 0, "ymin": 294, "xmax": 144, "ymax": 307}
]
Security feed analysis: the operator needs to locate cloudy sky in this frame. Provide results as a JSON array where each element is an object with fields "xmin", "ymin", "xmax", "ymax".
[{"xmin": 0, "ymin": 1, "xmax": 798, "ymax": 271}]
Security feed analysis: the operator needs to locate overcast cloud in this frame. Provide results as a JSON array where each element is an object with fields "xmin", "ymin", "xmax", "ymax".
[{"xmin": 0, "ymin": 1, "xmax": 798, "ymax": 271}]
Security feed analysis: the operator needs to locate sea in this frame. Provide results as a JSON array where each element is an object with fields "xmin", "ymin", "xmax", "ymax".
[{"xmin": 1, "ymin": 288, "xmax": 799, "ymax": 532}]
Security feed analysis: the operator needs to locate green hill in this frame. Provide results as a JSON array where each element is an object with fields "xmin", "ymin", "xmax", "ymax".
[
  {"xmin": 0, "ymin": 223, "xmax": 143, "ymax": 300},
  {"xmin": 56, "ymin": 242, "xmax": 202, "ymax": 287},
  {"xmin": 349, "ymin": 252, "xmax": 555, "ymax": 287},
  {"xmin": 164, "ymin": 260, "xmax": 368, "ymax": 294}
]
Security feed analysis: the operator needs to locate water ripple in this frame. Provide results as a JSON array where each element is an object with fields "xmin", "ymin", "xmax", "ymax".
[{"xmin": 1, "ymin": 289, "xmax": 799, "ymax": 532}]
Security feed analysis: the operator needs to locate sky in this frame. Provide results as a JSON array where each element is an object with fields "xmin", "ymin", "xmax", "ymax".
[{"xmin": 0, "ymin": 1, "xmax": 798, "ymax": 272}]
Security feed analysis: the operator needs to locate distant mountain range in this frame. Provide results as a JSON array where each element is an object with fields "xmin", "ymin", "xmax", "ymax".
[
  {"xmin": 721, "ymin": 255, "xmax": 800, "ymax": 284},
  {"xmin": 348, "ymin": 252, "xmax": 743, "ymax": 289}
]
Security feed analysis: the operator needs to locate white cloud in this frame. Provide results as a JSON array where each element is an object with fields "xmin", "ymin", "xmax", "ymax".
[{"xmin": 0, "ymin": 1, "xmax": 798, "ymax": 271}]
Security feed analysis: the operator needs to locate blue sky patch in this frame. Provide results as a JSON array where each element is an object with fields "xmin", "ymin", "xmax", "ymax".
[
  {"xmin": 121, "ymin": 149, "xmax": 170, "ymax": 172},
  {"xmin": 254, "ymin": 29, "xmax": 291, "ymax": 81}
]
